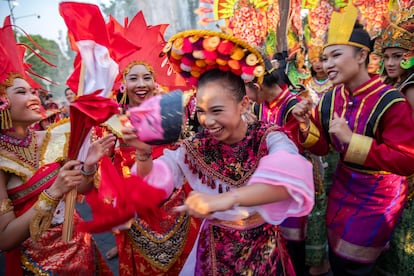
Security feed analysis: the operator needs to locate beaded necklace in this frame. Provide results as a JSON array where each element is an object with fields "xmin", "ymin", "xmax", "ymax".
[{"xmin": 0, "ymin": 130, "xmax": 39, "ymax": 169}]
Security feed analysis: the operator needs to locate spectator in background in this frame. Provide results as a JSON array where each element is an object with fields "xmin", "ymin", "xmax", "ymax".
[
  {"xmin": 43, "ymin": 94, "xmax": 59, "ymax": 110},
  {"xmin": 60, "ymin": 101, "xmax": 70, "ymax": 118},
  {"xmin": 368, "ymin": 52, "xmax": 382, "ymax": 75},
  {"xmin": 64, "ymin": 87, "xmax": 76, "ymax": 103}
]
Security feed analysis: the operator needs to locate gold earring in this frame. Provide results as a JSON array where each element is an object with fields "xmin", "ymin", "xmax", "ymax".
[
  {"xmin": 0, "ymin": 108, "xmax": 12, "ymax": 129},
  {"xmin": 119, "ymin": 91, "xmax": 128, "ymax": 105}
]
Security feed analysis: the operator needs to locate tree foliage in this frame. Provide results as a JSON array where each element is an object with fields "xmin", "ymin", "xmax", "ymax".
[{"xmin": 18, "ymin": 34, "xmax": 72, "ymax": 98}]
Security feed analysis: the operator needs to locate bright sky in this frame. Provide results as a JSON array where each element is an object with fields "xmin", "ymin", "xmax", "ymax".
[{"xmin": 0, "ymin": 0, "xmax": 110, "ymax": 44}]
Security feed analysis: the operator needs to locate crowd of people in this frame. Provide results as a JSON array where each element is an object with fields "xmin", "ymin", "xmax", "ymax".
[{"xmin": 0, "ymin": 2, "xmax": 413, "ymax": 276}]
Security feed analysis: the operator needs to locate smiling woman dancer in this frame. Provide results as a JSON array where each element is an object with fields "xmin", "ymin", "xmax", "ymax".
[
  {"xmin": 292, "ymin": 5, "xmax": 414, "ymax": 275},
  {"xmin": 120, "ymin": 29, "xmax": 315, "ymax": 275},
  {"xmin": 104, "ymin": 60, "xmax": 200, "ymax": 276},
  {"xmin": 374, "ymin": 8, "xmax": 414, "ymax": 275},
  {"xmin": 0, "ymin": 16, "xmax": 115, "ymax": 276}
]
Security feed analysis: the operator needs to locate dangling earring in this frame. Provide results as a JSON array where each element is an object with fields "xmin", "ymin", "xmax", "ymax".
[
  {"xmin": 119, "ymin": 84, "xmax": 126, "ymax": 93},
  {"xmin": 0, "ymin": 95, "xmax": 12, "ymax": 129},
  {"xmin": 119, "ymin": 84, "xmax": 128, "ymax": 106},
  {"xmin": 0, "ymin": 108, "xmax": 12, "ymax": 130}
]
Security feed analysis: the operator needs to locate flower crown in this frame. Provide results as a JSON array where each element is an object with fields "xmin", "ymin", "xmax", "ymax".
[{"xmin": 162, "ymin": 30, "xmax": 266, "ymax": 86}]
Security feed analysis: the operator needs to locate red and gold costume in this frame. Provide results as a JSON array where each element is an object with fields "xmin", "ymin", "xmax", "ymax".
[
  {"xmin": 111, "ymin": 141, "xmax": 200, "ymax": 275},
  {"xmin": 0, "ymin": 121, "xmax": 112, "ymax": 276},
  {"xmin": 302, "ymin": 75, "xmax": 414, "ymax": 262}
]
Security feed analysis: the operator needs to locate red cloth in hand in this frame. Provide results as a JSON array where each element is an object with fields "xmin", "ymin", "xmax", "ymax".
[{"xmin": 77, "ymin": 156, "xmax": 166, "ymax": 233}]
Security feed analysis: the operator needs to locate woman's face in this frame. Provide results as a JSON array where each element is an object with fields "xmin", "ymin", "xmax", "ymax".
[
  {"xmin": 322, "ymin": 45, "xmax": 364, "ymax": 87},
  {"xmin": 6, "ymin": 78, "xmax": 43, "ymax": 127},
  {"xmin": 383, "ymin": 48, "xmax": 407, "ymax": 79},
  {"xmin": 311, "ymin": 59, "xmax": 325, "ymax": 75},
  {"xmin": 196, "ymin": 81, "xmax": 248, "ymax": 144},
  {"xmin": 125, "ymin": 64, "xmax": 156, "ymax": 107},
  {"xmin": 245, "ymin": 83, "xmax": 261, "ymax": 103},
  {"xmin": 65, "ymin": 88, "xmax": 76, "ymax": 103},
  {"xmin": 368, "ymin": 53, "xmax": 381, "ymax": 74}
]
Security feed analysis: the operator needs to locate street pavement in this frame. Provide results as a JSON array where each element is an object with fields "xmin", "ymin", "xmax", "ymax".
[{"xmin": 76, "ymin": 201, "xmax": 119, "ymax": 276}]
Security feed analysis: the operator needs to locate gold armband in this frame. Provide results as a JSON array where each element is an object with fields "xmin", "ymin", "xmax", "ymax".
[
  {"xmin": 30, "ymin": 190, "xmax": 60, "ymax": 241},
  {"xmin": 0, "ymin": 198, "xmax": 14, "ymax": 216},
  {"xmin": 343, "ymin": 134, "xmax": 372, "ymax": 165}
]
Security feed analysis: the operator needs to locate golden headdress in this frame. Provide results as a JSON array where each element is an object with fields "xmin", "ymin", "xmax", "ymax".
[
  {"xmin": 308, "ymin": 45, "xmax": 323, "ymax": 63},
  {"xmin": 161, "ymin": 30, "xmax": 266, "ymax": 86},
  {"xmin": 324, "ymin": 4, "xmax": 371, "ymax": 51},
  {"xmin": 377, "ymin": 7, "xmax": 413, "ymax": 51}
]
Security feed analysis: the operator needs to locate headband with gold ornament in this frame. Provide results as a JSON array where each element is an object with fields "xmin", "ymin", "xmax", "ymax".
[
  {"xmin": 162, "ymin": 30, "xmax": 266, "ymax": 86},
  {"xmin": 324, "ymin": 4, "xmax": 371, "ymax": 52}
]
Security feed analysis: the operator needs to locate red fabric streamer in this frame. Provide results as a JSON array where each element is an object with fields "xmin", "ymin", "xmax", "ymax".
[
  {"xmin": 67, "ymin": 91, "xmax": 119, "ymax": 159},
  {"xmin": 77, "ymin": 156, "xmax": 167, "ymax": 233}
]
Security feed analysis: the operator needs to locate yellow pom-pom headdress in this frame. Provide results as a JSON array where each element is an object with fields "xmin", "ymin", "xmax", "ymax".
[{"xmin": 162, "ymin": 30, "xmax": 266, "ymax": 86}]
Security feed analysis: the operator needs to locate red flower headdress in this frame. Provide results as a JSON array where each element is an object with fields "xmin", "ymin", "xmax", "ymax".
[
  {"xmin": 110, "ymin": 11, "xmax": 189, "ymax": 93},
  {"xmin": 0, "ymin": 16, "xmax": 55, "ymax": 129}
]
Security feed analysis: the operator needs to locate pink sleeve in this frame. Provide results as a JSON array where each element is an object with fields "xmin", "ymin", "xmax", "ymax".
[
  {"xmin": 247, "ymin": 150, "xmax": 314, "ymax": 224},
  {"xmin": 131, "ymin": 160, "xmax": 175, "ymax": 199}
]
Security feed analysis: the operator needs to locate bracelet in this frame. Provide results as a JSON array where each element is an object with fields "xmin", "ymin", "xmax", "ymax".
[
  {"xmin": 38, "ymin": 190, "xmax": 60, "ymax": 209},
  {"xmin": 136, "ymin": 150, "xmax": 152, "ymax": 162},
  {"xmin": 81, "ymin": 164, "xmax": 97, "ymax": 176},
  {"xmin": 43, "ymin": 189, "xmax": 62, "ymax": 201}
]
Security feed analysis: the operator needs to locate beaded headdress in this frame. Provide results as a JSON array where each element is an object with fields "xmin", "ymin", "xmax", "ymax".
[
  {"xmin": 378, "ymin": 6, "xmax": 414, "ymax": 52},
  {"xmin": 324, "ymin": 4, "xmax": 371, "ymax": 52},
  {"xmin": 375, "ymin": 7, "xmax": 413, "ymax": 69},
  {"xmin": 161, "ymin": 30, "xmax": 266, "ymax": 86},
  {"xmin": 379, "ymin": 24, "xmax": 413, "ymax": 52}
]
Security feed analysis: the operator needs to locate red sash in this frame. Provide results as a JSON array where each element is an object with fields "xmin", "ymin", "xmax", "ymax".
[{"xmin": 5, "ymin": 162, "xmax": 61, "ymax": 276}]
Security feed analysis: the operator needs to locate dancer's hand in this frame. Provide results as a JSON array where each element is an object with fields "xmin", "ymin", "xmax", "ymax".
[
  {"xmin": 329, "ymin": 112, "xmax": 352, "ymax": 144},
  {"xmin": 84, "ymin": 134, "xmax": 117, "ymax": 167},
  {"xmin": 48, "ymin": 160, "xmax": 83, "ymax": 199},
  {"xmin": 121, "ymin": 127, "xmax": 152, "ymax": 153},
  {"xmin": 292, "ymin": 98, "xmax": 312, "ymax": 127},
  {"xmin": 173, "ymin": 191, "xmax": 236, "ymax": 218}
]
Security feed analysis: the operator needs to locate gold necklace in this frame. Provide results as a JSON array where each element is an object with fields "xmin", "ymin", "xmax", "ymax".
[{"xmin": 0, "ymin": 130, "xmax": 39, "ymax": 169}]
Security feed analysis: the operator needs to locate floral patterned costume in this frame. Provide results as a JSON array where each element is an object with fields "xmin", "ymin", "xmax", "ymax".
[{"xmin": 133, "ymin": 121, "xmax": 315, "ymax": 275}]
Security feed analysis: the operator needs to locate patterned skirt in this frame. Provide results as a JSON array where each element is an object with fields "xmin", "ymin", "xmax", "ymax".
[{"xmin": 195, "ymin": 222, "xmax": 295, "ymax": 275}]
